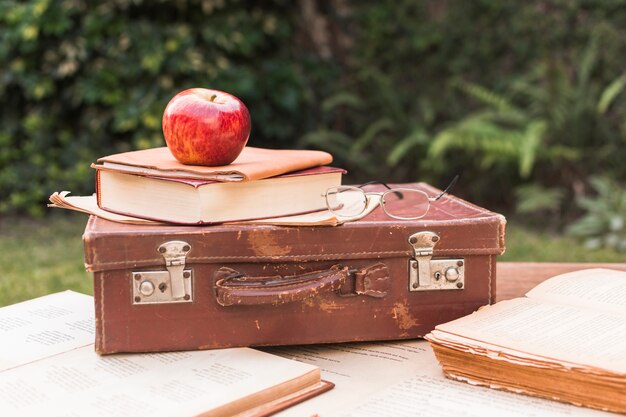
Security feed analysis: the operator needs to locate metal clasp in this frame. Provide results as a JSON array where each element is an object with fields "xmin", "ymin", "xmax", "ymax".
[
  {"xmin": 132, "ymin": 240, "xmax": 193, "ymax": 305},
  {"xmin": 408, "ymin": 231, "xmax": 465, "ymax": 292},
  {"xmin": 158, "ymin": 241, "xmax": 191, "ymax": 299}
]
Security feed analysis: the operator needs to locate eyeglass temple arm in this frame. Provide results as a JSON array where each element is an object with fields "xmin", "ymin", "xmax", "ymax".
[
  {"xmin": 432, "ymin": 174, "xmax": 460, "ymax": 201},
  {"xmin": 358, "ymin": 181, "xmax": 393, "ymax": 190},
  {"xmin": 359, "ymin": 176, "xmax": 460, "ymax": 201},
  {"xmin": 358, "ymin": 181, "xmax": 404, "ymax": 199}
]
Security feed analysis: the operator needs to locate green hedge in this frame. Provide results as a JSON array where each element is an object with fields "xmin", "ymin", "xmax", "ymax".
[
  {"xmin": 0, "ymin": 0, "xmax": 331, "ymax": 215},
  {"xmin": 302, "ymin": 1, "xmax": 626, "ymax": 207},
  {"xmin": 1, "ymin": 0, "xmax": 626, "ymax": 220}
]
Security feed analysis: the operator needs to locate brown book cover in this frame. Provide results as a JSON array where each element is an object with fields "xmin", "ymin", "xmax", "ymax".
[
  {"xmin": 93, "ymin": 146, "xmax": 333, "ymax": 182},
  {"xmin": 95, "ymin": 166, "xmax": 345, "ymax": 224}
]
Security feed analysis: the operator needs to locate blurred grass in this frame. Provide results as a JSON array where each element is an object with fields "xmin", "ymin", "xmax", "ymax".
[
  {"xmin": 0, "ymin": 212, "xmax": 92, "ymax": 307},
  {"xmin": 500, "ymin": 224, "xmax": 625, "ymax": 263},
  {"xmin": 0, "ymin": 215, "xmax": 623, "ymax": 307}
]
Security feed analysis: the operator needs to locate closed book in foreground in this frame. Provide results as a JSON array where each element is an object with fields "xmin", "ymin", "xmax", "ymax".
[
  {"xmin": 96, "ymin": 166, "xmax": 344, "ymax": 224},
  {"xmin": 0, "ymin": 292, "xmax": 333, "ymax": 417},
  {"xmin": 426, "ymin": 268, "xmax": 626, "ymax": 414}
]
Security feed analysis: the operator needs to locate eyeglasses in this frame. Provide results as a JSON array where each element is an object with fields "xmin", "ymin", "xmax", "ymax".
[{"xmin": 323, "ymin": 175, "xmax": 459, "ymax": 220}]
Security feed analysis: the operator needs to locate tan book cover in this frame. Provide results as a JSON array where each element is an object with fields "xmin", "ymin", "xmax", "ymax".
[{"xmin": 93, "ymin": 146, "xmax": 333, "ymax": 182}]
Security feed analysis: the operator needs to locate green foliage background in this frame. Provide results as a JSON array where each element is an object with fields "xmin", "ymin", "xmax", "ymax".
[{"xmin": 1, "ymin": 0, "xmax": 625, "ymax": 241}]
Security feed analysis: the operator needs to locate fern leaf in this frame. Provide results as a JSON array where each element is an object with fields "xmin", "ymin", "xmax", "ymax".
[
  {"xmin": 386, "ymin": 128, "xmax": 427, "ymax": 166},
  {"xmin": 597, "ymin": 74, "xmax": 626, "ymax": 114},
  {"xmin": 428, "ymin": 114, "xmax": 520, "ymax": 160},
  {"xmin": 578, "ymin": 30, "xmax": 601, "ymax": 88},
  {"xmin": 588, "ymin": 176, "xmax": 615, "ymax": 198},
  {"xmin": 299, "ymin": 129, "xmax": 354, "ymax": 150},
  {"xmin": 350, "ymin": 117, "xmax": 394, "ymax": 153},
  {"xmin": 457, "ymin": 81, "xmax": 519, "ymax": 114},
  {"xmin": 544, "ymin": 145, "xmax": 580, "ymax": 161},
  {"xmin": 518, "ymin": 121, "xmax": 546, "ymax": 178},
  {"xmin": 515, "ymin": 184, "xmax": 564, "ymax": 214},
  {"xmin": 566, "ymin": 215, "xmax": 607, "ymax": 237},
  {"xmin": 321, "ymin": 92, "xmax": 363, "ymax": 113}
]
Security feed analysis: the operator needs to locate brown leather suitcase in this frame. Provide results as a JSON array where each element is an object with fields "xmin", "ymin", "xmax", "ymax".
[{"xmin": 83, "ymin": 183, "xmax": 506, "ymax": 354}]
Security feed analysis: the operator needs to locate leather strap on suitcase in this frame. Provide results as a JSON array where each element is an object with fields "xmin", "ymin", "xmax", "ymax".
[{"xmin": 215, "ymin": 263, "xmax": 390, "ymax": 306}]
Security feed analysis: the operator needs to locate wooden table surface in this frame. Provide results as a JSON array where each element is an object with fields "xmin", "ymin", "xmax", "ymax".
[{"xmin": 496, "ymin": 262, "xmax": 626, "ymax": 302}]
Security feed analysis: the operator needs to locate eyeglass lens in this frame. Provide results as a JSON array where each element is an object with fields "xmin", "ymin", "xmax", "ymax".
[
  {"xmin": 382, "ymin": 189, "xmax": 430, "ymax": 220},
  {"xmin": 326, "ymin": 186, "xmax": 367, "ymax": 217}
]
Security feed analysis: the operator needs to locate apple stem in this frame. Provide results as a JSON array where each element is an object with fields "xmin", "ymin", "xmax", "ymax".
[{"xmin": 209, "ymin": 94, "xmax": 217, "ymax": 102}]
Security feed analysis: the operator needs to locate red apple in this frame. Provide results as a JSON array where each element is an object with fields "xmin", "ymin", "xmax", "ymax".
[{"xmin": 162, "ymin": 88, "xmax": 251, "ymax": 166}]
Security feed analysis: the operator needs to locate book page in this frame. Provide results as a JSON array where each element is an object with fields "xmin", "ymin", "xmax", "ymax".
[
  {"xmin": 526, "ymin": 268, "xmax": 626, "ymax": 314},
  {"xmin": 267, "ymin": 340, "xmax": 608, "ymax": 417},
  {"xmin": 50, "ymin": 193, "xmax": 381, "ymax": 226},
  {"xmin": 0, "ymin": 291, "xmax": 94, "ymax": 371},
  {"xmin": 49, "ymin": 192, "xmax": 160, "ymax": 224},
  {"xmin": 433, "ymin": 297, "xmax": 626, "ymax": 373},
  {"xmin": 0, "ymin": 345, "xmax": 319, "ymax": 417}
]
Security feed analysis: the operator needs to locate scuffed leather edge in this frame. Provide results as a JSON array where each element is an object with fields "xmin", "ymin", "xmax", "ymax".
[
  {"xmin": 82, "ymin": 215, "xmax": 98, "ymax": 272},
  {"xmin": 93, "ymin": 271, "xmax": 107, "ymax": 355},
  {"xmin": 354, "ymin": 263, "xmax": 390, "ymax": 298},
  {"xmin": 498, "ymin": 215, "xmax": 507, "ymax": 255}
]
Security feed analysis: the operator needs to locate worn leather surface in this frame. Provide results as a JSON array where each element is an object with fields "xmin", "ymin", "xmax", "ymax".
[
  {"xmin": 84, "ymin": 183, "xmax": 506, "ymax": 272},
  {"xmin": 353, "ymin": 263, "xmax": 390, "ymax": 298},
  {"xmin": 215, "ymin": 265, "xmax": 350, "ymax": 306},
  {"xmin": 84, "ymin": 182, "xmax": 506, "ymax": 354},
  {"xmin": 215, "ymin": 263, "xmax": 390, "ymax": 307}
]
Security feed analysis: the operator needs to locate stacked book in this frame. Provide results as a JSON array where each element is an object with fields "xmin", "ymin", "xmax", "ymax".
[{"xmin": 51, "ymin": 146, "xmax": 352, "ymax": 226}]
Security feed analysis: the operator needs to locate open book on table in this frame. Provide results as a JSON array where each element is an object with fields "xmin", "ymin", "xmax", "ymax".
[
  {"xmin": 426, "ymin": 268, "xmax": 626, "ymax": 414},
  {"xmin": 0, "ymin": 292, "xmax": 332, "ymax": 417}
]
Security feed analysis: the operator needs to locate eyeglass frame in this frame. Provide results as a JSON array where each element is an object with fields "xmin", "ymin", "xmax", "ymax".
[{"xmin": 323, "ymin": 174, "xmax": 460, "ymax": 220}]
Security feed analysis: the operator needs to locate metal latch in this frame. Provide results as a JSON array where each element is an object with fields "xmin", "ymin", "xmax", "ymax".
[
  {"xmin": 408, "ymin": 231, "xmax": 465, "ymax": 292},
  {"xmin": 132, "ymin": 240, "xmax": 193, "ymax": 304}
]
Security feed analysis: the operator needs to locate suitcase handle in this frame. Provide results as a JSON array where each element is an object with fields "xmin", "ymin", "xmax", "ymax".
[
  {"xmin": 214, "ymin": 265, "xmax": 349, "ymax": 306},
  {"xmin": 214, "ymin": 263, "xmax": 389, "ymax": 306}
]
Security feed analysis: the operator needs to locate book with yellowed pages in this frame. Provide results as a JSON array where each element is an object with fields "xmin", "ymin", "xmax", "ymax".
[
  {"xmin": 92, "ymin": 146, "xmax": 333, "ymax": 182},
  {"xmin": 0, "ymin": 292, "xmax": 333, "ymax": 417},
  {"xmin": 425, "ymin": 268, "xmax": 626, "ymax": 414},
  {"xmin": 95, "ymin": 166, "xmax": 344, "ymax": 224}
]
